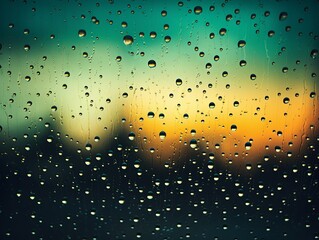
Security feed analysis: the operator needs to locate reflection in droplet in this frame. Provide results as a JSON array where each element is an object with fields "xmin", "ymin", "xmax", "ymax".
[
  {"xmin": 231, "ymin": 124, "xmax": 237, "ymax": 131},
  {"xmin": 194, "ymin": 6, "xmax": 202, "ymax": 14},
  {"xmin": 209, "ymin": 102, "xmax": 215, "ymax": 109},
  {"xmin": 78, "ymin": 29, "xmax": 86, "ymax": 37},
  {"xmin": 128, "ymin": 132, "xmax": 135, "ymax": 141},
  {"xmin": 310, "ymin": 49, "xmax": 318, "ymax": 59},
  {"xmin": 148, "ymin": 112, "xmax": 155, "ymax": 118},
  {"xmin": 176, "ymin": 78, "xmax": 183, "ymax": 86},
  {"xmin": 279, "ymin": 12, "xmax": 288, "ymax": 21},
  {"xmin": 238, "ymin": 40, "xmax": 246, "ymax": 48},
  {"xmin": 245, "ymin": 142, "xmax": 252, "ymax": 150},
  {"xmin": 250, "ymin": 74, "xmax": 257, "ymax": 80},
  {"xmin": 85, "ymin": 143, "xmax": 92, "ymax": 151},
  {"xmin": 148, "ymin": 60, "xmax": 156, "ymax": 68},
  {"xmin": 283, "ymin": 97, "xmax": 290, "ymax": 104},
  {"xmin": 123, "ymin": 35, "xmax": 134, "ymax": 45},
  {"xmin": 190, "ymin": 139, "xmax": 197, "ymax": 148},
  {"xmin": 159, "ymin": 131, "xmax": 166, "ymax": 140}
]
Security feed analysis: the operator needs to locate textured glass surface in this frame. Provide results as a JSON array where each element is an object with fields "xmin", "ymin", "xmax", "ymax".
[{"xmin": 0, "ymin": 1, "xmax": 319, "ymax": 239}]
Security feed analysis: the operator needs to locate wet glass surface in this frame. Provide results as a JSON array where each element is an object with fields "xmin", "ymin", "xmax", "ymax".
[{"xmin": 0, "ymin": 1, "xmax": 319, "ymax": 239}]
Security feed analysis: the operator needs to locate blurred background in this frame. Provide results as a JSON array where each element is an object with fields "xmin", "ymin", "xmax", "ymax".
[{"xmin": 0, "ymin": 0, "xmax": 319, "ymax": 239}]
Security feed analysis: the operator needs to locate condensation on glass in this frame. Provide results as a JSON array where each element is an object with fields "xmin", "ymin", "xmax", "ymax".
[{"xmin": 0, "ymin": 1, "xmax": 318, "ymax": 239}]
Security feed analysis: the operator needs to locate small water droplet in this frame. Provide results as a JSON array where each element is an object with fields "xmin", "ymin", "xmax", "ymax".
[
  {"xmin": 283, "ymin": 97, "xmax": 290, "ymax": 104},
  {"xmin": 250, "ymin": 74, "xmax": 257, "ymax": 80},
  {"xmin": 159, "ymin": 131, "xmax": 166, "ymax": 140},
  {"xmin": 310, "ymin": 49, "xmax": 318, "ymax": 59},
  {"xmin": 194, "ymin": 6, "xmax": 202, "ymax": 14},
  {"xmin": 209, "ymin": 102, "xmax": 215, "ymax": 109},
  {"xmin": 78, "ymin": 29, "xmax": 86, "ymax": 37},
  {"xmin": 238, "ymin": 40, "xmax": 246, "ymax": 48},
  {"xmin": 176, "ymin": 78, "xmax": 183, "ymax": 86},
  {"xmin": 279, "ymin": 12, "xmax": 288, "ymax": 21},
  {"xmin": 148, "ymin": 60, "xmax": 156, "ymax": 68},
  {"xmin": 85, "ymin": 143, "xmax": 92, "ymax": 151},
  {"xmin": 123, "ymin": 35, "xmax": 133, "ymax": 45},
  {"xmin": 148, "ymin": 112, "xmax": 155, "ymax": 118},
  {"xmin": 128, "ymin": 132, "xmax": 135, "ymax": 140},
  {"xmin": 190, "ymin": 139, "xmax": 197, "ymax": 148},
  {"xmin": 231, "ymin": 124, "xmax": 237, "ymax": 131},
  {"xmin": 245, "ymin": 142, "xmax": 252, "ymax": 150}
]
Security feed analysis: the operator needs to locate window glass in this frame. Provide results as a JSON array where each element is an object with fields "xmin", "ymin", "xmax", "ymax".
[{"xmin": 0, "ymin": 1, "xmax": 318, "ymax": 239}]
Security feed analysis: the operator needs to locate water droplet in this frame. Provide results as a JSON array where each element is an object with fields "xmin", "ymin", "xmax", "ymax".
[
  {"xmin": 150, "ymin": 31, "xmax": 157, "ymax": 38},
  {"xmin": 85, "ymin": 158, "xmax": 91, "ymax": 165},
  {"xmin": 24, "ymin": 45, "xmax": 30, "ymax": 51},
  {"xmin": 245, "ymin": 142, "xmax": 252, "ymax": 150},
  {"xmin": 46, "ymin": 135, "xmax": 53, "ymax": 143},
  {"xmin": 283, "ymin": 97, "xmax": 290, "ymax": 104},
  {"xmin": 238, "ymin": 40, "xmax": 246, "ymax": 48},
  {"xmin": 310, "ymin": 49, "xmax": 318, "ymax": 59},
  {"xmin": 219, "ymin": 28, "xmax": 227, "ymax": 36},
  {"xmin": 85, "ymin": 143, "xmax": 92, "ymax": 151},
  {"xmin": 250, "ymin": 74, "xmax": 256, "ymax": 80},
  {"xmin": 282, "ymin": 67, "xmax": 288, "ymax": 73},
  {"xmin": 147, "ymin": 191, "xmax": 154, "ymax": 199},
  {"xmin": 161, "ymin": 10, "xmax": 167, "ymax": 17},
  {"xmin": 207, "ymin": 160, "xmax": 214, "ymax": 169},
  {"xmin": 310, "ymin": 92, "xmax": 316, "ymax": 98},
  {"xmin": 279, "ymin": 12, "xmax": 288, "ymax": 21},
  {"xmin": 78, "ymin": 29, "xmax": 86, "ymax": 37},
  {"xmin": 176, "ymin": 78, "xmax": 182, "ymax": 86},
  {"xmin": 164, "ymin": 35, "xmax": 171, "ymax": 42},
  {"xmin": 159, "ymin": 131, "xmax": 166, "ymax": 140},
  {"xmin": 239, "ymin": 60, "xmax": 247, "ymax": 67},
  {"xmin": 190, "ymin": 139, "xmax": 197, "ymax": 148},
  {"xmin": 118, "ymin": 196, "xmax": 125, "ymax": 204},
  {"xmin": 128, "ymin": 132, "xmax": 135, "ymax": 140},
  {"xmin": 231, "ymin": 124, "xmax": 237, "ymax": 131},
  {"xmin": 209, "ymin": 102, "xmax": 215, "ymax": 109},
  {"xmin": 194, "ymin": 6, "xmax": 202, "ymax": 14},
  {"xmin": 25, "ymin": 76, "xmax": 31, "ymax": 82},
  {"xmin": 123, "ymin": 35, "xmax": 133, "ymax": 45},
  {"xmin": 116, "ymin": 56, "xmax": 122, "ymax": 62},
  {"xmin": 134, "ymin": 160, "xmax": 140, "ymax": 168},
  {"xmin": 148, "ymin": 112, "xmax": 155, "ymax": 118},
  {"xmin": 268, "ymin": 30, "xmax": 275, "ymax": 37},
  {"xmin": 233, "ymin": 101, "xmax": 239, "ymax": 107},
  {"xmin": 148, "ymin": 60, "xmax": 156, "ymax": 68}
]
